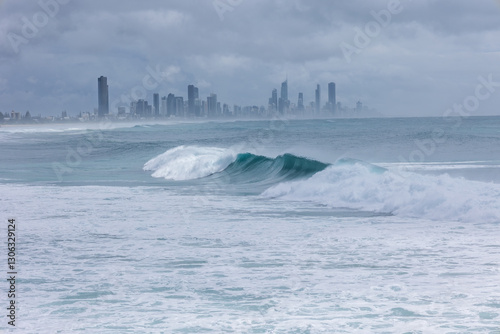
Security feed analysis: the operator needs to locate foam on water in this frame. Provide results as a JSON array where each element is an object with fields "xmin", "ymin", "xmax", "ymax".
[
  {"xmin": 2, "ymin": 182, "xmax": 500, "ymax": 333},
  {"xmin": 382, "ymin": 161, "xmax": 500, "ymax": 171},
  {"xmin": 263, "ymin": 162, "xmax": 500, "ymax": 223}
]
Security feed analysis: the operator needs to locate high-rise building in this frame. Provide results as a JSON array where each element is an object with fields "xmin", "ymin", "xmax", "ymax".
[
  {"xmin": 167, "ymin": 94, "xmax": 176, "ymax": 116},
  {"xmin": 223, "ymin": 103, "xmax": 230, "ymax": 116},
  {"xmin": 269, "ymin": 89, "xmax": 278, "ymax": 112},
  {"xmin": 161, "ymin": 96, "xmax": 167, "ymax": 115},
  {"xmin": 269, "ymin": 88, "xmax": 278, "ymax": 112},
  {"xmin": 207, "ymin": 93, "xmax": 217, "ymax": 117},
  {"xmin": 315, "ymin": 84, "xmax": 321, "ymax": 114},
  {"xmin": 328, "ymin": 82, "xmax": 336, "ymax": 113},
  {"xmin": 135, "ymin": 99, "xmax": 149, "ymax": 117},
  {"xmin": 153, "ymin": 93, "xmax": 160, "ymax": 116},
  {"xmin": 279, "ymin": 80, "xmax": 289, "ymax": 114},
  {"xmin": 98, "ymin": 76, "xmax": 109, "ymax": 117},
  {"xmin": 175, "ymin": 97, "xmax": 184, "ymax": 116},
  {"xmin": 356, "ymin": 101, "xmax": 363, "ymax": 112},
  {"xmin": 298, "ymin": 92, "xmax": 304, "ymax": 111},
  {"xmin": 188, "ymin": 85, "xmax": 199, "ymax": 116},
  {"xmin": 281, "ymin": 80, "xmax": 288, "ymax": 102},
  {"xmin": 130, "ymin": 101, "xmax": 137, "ymax": 115},
  {"xmin": 201, "ymin": 100, "xmax": 207, "ymax": 117}
]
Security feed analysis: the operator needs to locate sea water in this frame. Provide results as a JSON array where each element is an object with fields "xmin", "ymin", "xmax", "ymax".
[{"xmin": 1, "ymin": 117, "xmax": 500, "ymax": 333}]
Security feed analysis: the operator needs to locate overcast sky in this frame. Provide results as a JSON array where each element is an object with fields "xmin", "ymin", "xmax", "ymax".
[{"xmin": 1, "ymin": 0, "xmax": 500, "ymax": 117}]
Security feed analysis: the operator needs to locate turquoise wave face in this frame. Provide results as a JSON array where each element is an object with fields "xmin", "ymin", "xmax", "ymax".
[{"xmin": 220, "ymin": 153, "xmax": 330, "ymax": 183}]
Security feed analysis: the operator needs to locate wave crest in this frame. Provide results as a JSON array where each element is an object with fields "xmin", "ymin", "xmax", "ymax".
[
  {"xmin": 144, "ymin": 146, "xmax": 328, "ymax": 182},
  {"xmin": 143, "ymin": 146, "xmax": 237, "ymax": 181}
]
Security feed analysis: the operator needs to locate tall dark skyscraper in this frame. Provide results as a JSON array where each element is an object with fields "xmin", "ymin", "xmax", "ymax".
[
  {"xmin": 280, "ymin": 80, "xmax": 288, "ymax": 102},
  {"xmin": 279, "ymin": 80, "xmax": 289, "ymax": 114},
  {"xmin": 188, "ymin": 85, "xmax": 199, "ymax": 116},
  {"xmin": 328, "ymin": 82, "xmax": 336, "ymax": 113},
  {"xmin": 315, "ymin": 84, "xmax": 321, "ymax": 114},
  {"xmin": 153, "ymin": 93, "xmax": 160, "ymax": 116},
  {"xmin": 98, "ymin": 76, "xmax": 109, "ymax": 117}
]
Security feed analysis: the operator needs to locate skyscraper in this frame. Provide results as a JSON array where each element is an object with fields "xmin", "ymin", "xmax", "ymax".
[
  {"xmin": 135, "ymin": 99, "xmax": 149, "ymax": 117},
  {"xmin": 356, "ymin": 101, "xmax": 363, "ymax": 112},
  {"xmin": 281, "ymin": 80, "xmax": 288, "ymax": 102},
  {"xmin": 269, "ymin": 89, "xmax": 278, "ymax": 113},
  {"xmin": 98, "ymin": 76, "xmax": 109, "ymax": 117},
  {"xmin": 328, "ymin": 82, "xmax": 336, "ymax": 113},
  {"xmin": 188, "ymin": 85, "xmax": 199, "ymax": 116},
  {"xmin": 279, "ymin": 80, "xmax": 289, "ymax": 114},
  {"xmin": 153, "ymin": 93, "xmax": 160, "ymax": 116},
  {"xmin": 271, "ymin": 89, "xmax": 278, "ymax": 112},
  {"xmin": 167, "ymin": 93, "xmax": 176, "ymax": 116},
  {"xmin": 315, "ymin": 84, "xmax": 321, "ymax": 114},
  {"xmin": 207, "ymin": 93, "xmax": 217, "ymax": 117},
  {"xmin": 298, "ymin": 92, "xmax": 304, "ymax": 111},
  {"xmin": 161, "ymin": 96, "xmax": 167, "ymax": 115},
  {"xmin": 175, "ymin": 97, "xmax": 184, "ymax": 116}
]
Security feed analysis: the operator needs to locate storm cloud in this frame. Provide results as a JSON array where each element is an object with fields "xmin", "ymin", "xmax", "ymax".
[{"xmin": 0, "ymin": 0, "xmax": 499, "ymax": 116}]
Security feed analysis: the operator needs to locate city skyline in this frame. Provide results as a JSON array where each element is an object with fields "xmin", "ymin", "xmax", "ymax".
[
  {"xmin": 0, "ymin": 74, "xmax": 367, "ymax": 122},
  {"xmin": 96, "ymin": 74, "xmax": 352, "ymax": 120}
]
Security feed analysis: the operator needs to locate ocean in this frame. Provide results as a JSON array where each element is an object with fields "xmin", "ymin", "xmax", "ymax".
[{"xmin": 1, "ymin": 117, "xmax": 500, "ymax": 333}]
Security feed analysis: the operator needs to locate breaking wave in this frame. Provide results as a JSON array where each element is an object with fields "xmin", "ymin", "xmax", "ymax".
[{"xmin": 144, "ymin": 145, "xmax": 500, "ymax": 222}]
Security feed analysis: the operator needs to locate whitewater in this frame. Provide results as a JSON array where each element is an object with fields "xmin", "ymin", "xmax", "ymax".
[{"xmin": 1, "ymin": 117, "xmax": 500, "ymax": 333}]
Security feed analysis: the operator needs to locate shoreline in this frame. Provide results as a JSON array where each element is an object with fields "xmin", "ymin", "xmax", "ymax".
[{"xmin": 1, "ymin": 114, "xmax": 499, "ymax": 131}]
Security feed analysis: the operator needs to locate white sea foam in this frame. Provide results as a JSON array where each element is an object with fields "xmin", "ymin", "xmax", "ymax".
[
  {"xmin": 0, "ymin": 125, "xmax": 89, "ymax": 134},
  {"xmin": 2, "ymin": 182, "xmax": 499, "ymax": 333},
  {"xmin": 143, "ymin": 145, "xmax": 237, "ymax": 180},
  {"xmin": 262, "ymin": 162, "xmax": 500, "ymax": 223},
  {"xmin": 380, "ymin": 161, "xmax": 499, "ymax": 171}
]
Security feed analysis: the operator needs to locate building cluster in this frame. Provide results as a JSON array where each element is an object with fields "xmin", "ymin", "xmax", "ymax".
[
  {"xmin": 103, "ymin": 77, "xmax": 368, "ymax": 120},
  {"xmin": 268, "ymin": 80, "xmax": 338, "ymax": 115},
  {"xmin": 0, "ymin": 76, "xmax": 372, "ymax": 124}
]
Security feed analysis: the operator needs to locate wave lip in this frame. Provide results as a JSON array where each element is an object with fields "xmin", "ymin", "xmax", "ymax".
[{"xmin": 143, "ymin": 146, "xmax": 237, "ymax": 181}]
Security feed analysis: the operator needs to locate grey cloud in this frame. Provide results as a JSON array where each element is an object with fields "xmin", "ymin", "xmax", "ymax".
[{"xmin": 1, "ymin": 0, "xmax": 499, "ymax": 116}]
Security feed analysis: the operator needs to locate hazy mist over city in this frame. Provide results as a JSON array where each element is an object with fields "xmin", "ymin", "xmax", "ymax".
[{"xmin": 1, "ymin": 0, "xmax": 499, "ymax": 117}]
